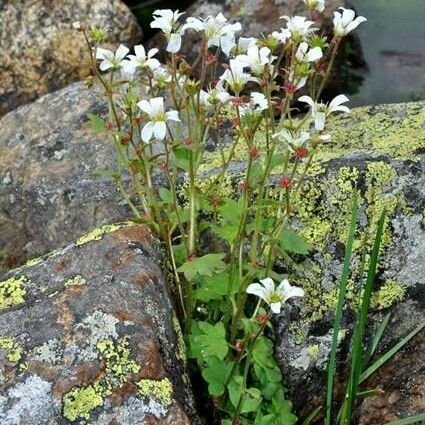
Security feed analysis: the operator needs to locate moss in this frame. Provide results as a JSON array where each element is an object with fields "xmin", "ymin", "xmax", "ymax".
[
  {"xmin": 370, "ymin": 279, "xmax": 405, "ymax": 310},
  {"xmin": 137, "ymin": 378, "xmax": 173, "ymax": 407},
  {"xmin": 65, "ymin": 275, "xmax": 87, "ymax": 287},
  {"xmin": 75, "ymin": 222, "xmax": 135, "ymax": 246},
  {"xmin": 63, "ymin": 383, "xmax": 104, "ymax": 421},
  {"xmin": 0, "ymin": 275, "xmax": 27, "ymax": 310}
]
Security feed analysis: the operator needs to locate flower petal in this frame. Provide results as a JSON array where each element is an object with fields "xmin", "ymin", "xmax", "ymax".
[
  {"xmin": 167, "ymin": 33, "xmax": 182, "ymax": 53},
  {"xmin": 154, "ymin": 121, "xmax": 167, "ymax": 141},
  {"xmin": 137, "ymin": 99, "xmax": 152, "ymax": 115},
  {"xmin": 166, "ymin": 110, "xmax": 180, "ymax": 122},
  {"xmin": 298, "ymin": 95, "xmax": 315, "ymax": 108},
  {"xmin": 115, "ymin": 44, "xmax": 129, "ymax": 61},
  {"xmin": 134, "ymin": 44, "xmax": 147, "ymax": 59},
  {"xmin": 314, "ymin": 112, "xmax": 326, "ymax": 131},
  {"xmin": 259, "ymin": 277, "xmax": 275, "ymax": 293},
  {"xmin": 246, "ymin": 283, "xmax": 268, "ymax": 301},
  {"xmin": 141, "ymin": 121, "xmax": 155, "ymax": 143},
  {"xmin": 270, "ymin": 302, "xmax": 282, "ymax": 314}
]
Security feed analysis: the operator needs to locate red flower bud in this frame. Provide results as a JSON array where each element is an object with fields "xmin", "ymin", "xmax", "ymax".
[
  {"xmin": 231, "ymin": 97, "xmax": 244, "ymax": 106},
  {"xmin": 283, "ymin": 82, "xmax": 296, "ymax": 94},
  {"xmin": 249, "ymin": 145, "xmax": 260, "ymax": 160},
  {"xmin": 294, "ymin": 147, "xmax": 309, "ymax": 159},
  {"xmin": 234, "ymin": 341, "xmax": 244, "ymax": 353},
  {"xmin": 239, "ymin": 182, "xmax": 249, "ymax": 191},
  {"xmin": 278, "ymin": 175, "xmax": 291, "ymax": 188},
  {"xmin": 187, "ymin": 252, "xmax": 197, "ymax": 261},
  {"xmin": 256, "ymin": 314, "xmax": 269, "ymax": 325},
  {"xmin": 182, "ymin": 137, "xmax": 192, "ymax": 146},
  {"xmin": 134, "ymin": 115, "xmax": 142, "ymax": 125},
  {"xmin": 106, "ymin": 121, "xmax": 114, "ymax": 131},
  {"xmin": 231, "ymin": 118, "xmax": 240, "ymax": 128}
]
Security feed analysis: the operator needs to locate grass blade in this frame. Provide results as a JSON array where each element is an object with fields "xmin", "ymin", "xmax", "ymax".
[
  {"xmin": 302, "ymin": 406, "xmax": 322, "ymax": 425},
  {"xmin": 362, "ymin": 312, "xmax": 391, "ymax": 368},
  {"xmin": 325, "ymin": 191, "xmax": 359, "ymax": 425},
  {"xmin": 343, "ymin": 209, "xmax": 387, "ymax": 424},
  {"xmin": 360, "ymin": 321, "xmax": 424, "ymax": 383},
  {"xmin": 385, "ymin": 413, "xmax": 425, "ymax": 425}
]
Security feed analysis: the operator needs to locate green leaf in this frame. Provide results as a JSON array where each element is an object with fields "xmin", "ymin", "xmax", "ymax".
[
  {"xmin": 87, "ymin": 113, "xmax": 107, "ymax": 134},
  {"xmin": 192, "ymin": 321, "xmax": 228, "ymax": 360},
  {"xmin": 211, "ymin": 223, "xmax": 239, "ymax": 245},
  {"xmin": 279, "ymin": 228, "xmax": 311, "ymax": 254},
  {"xmin": 173, "ymin": 146, "xmax": 191, "ymax": 171},
  {"xmin": 269, "ymin": 153, "xmax": 285, "ymax": 171},
  {"xmin": 177, "ymin": 253, "xmax": 226, "ymax": 281},
  {"xmin": 202, "ymin": 356, "xmax": 234, "ymax": 396},
  {"xmin": 195, "ymin": 269, "xmax": 238, "ymax": 302},
  {"xmin": 252, "ymin": 337, "xmax": 273, "ymax": 369},
  {"xmin": 228, "ymin": 376, "xmax": 262, "ymax": 414},
  {"xmin": 385, "ymin": 413, "xmax": 425, "ymax": 425},
  {"xmin": 159, "ymin": 188, "xmax": 172, "ymax": 203},
  {"xmin": 218, "ymin": 198, "xmax": 243, "ymax": 224}
]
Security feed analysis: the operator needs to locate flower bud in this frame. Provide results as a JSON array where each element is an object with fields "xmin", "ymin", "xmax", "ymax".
[
  {"xmin": 278, "ymin": 175, "xmax": 292, "ymax": 188},
  {"xmin": 294, "ymin": 147, "xmax": 309, "ymax": 159}
]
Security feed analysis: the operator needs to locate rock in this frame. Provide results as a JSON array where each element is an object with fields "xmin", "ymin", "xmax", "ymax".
[
  {"xmin": 0, "ymin": 81, "xmax": 130, "ymax": 272},
  {"xmin": 0, "ymin": 0, "xmax": 142, "ymax": 116},
  {"xmin": 272, "ymin": 101, "xmax": 425, "ymax": 419},
  {"xmin": 0, "ymin": 222, "xmax": 196, "ymax": 424},
  {"xmin": 197, "ymin": 100, "xmax": 425, "ymax": 420}
]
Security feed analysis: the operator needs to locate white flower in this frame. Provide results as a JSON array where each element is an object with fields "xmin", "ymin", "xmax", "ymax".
[
  {"xmin": 280, "ymin": 16, "xmax": 317, "ymax": 40},
  {"xmin": 240, "ymin": 92, "xmax": 268, "ymax": 116},
  {"xmin": 95, "ymin": 44, "xmax": 129, "ymax": 71},
  {"xmin": 303, "ymin": 0, "xmax": 325, "ymax": 12},
  {"xmin": 273, "ymin": 129, "xmax": 310, "ymax": 149},
  {"xmin": 200, "ymin": 85, "xmax": 231, "ymax": 108},
  {"xmin": 219, "ymin": 59, "xmax": 258, "ymax": 94},
  {"xmin": 126, "ymin": 45, "xmax": 161, "ymax": 72},
  {"xmin": 72, "ymin": 21, "xmax": 81, "ymax": 30},
  {"xmin": 234, "ymin": 36, "xmax": 258, "ymax": 54},
  {"xmin": 270, "ymin": 28, "xmax": 291, "ymax": 45},
  {"xmin": 152, "ymin": 66, "xmax": 172, "ymax": 87},
  {"xmin": 137, "ymin": 97, "xmax": 180, "ymax": 142},
  {"xmin": 333, "ymin": 8, "xmax": 367, "ymax": 37},
  {"xmin": 295, "ymin": 42, "xmax": 323, "ymax": 63},
  {"xmin": 246, "ymin": 278, "xmax": 304, "ymax": 314},
  {"xmin": 288, "ymin": 71, "xmax": 308, "ymax": 91},
  {"xmin": 183, "ymin": 13, "xmax": 241, "ymax": 56},
  {"xmin": 151, "ymin": 9, "xmax": 185, "ymax": 53},
  {"xmin": 235, "ymin": 46, "xmax": 276, "ymax": 76},
  {"xmin": 298, "ymin": 94, "xmax": 350, "ymax": 130}
]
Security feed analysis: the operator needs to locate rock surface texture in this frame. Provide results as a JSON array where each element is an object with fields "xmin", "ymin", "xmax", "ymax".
[
  {"xmin": 271, "ymin": 101, "xmax": 425, "ymax": 421},
  {"xmin": 0, "ymin": 223, "xmax": 195, "ymax": 424},
  {"xmin": 0, "ymin": 82, "xmax": 129, "ymax": 272},
  {"xmin": 0, "ymin": 0, "xmax": 142, "ymax": 116}
]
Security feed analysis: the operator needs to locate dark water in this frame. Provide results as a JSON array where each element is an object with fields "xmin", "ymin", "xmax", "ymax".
[
  {"xmin": 347, "ymin": 0, "xmax": 425, "ymax": 106},
  {"xmin": 124, "ymin": 0, "xmax": 425, "ymax": 106}
]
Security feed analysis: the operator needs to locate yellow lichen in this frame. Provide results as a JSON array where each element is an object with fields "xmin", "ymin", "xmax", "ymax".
[
  {"xmin": 0, "ymin": 336, "xmax": 23, "ymax": 364},
  {"xmin": 0, "ymin": 275, "xmax": 27, "ymax": 310},
  {"xmin": 75, "ymin": 222, "xmax": 135, "ymax": 246},
  {"xmin": 370, "ymin": 279, "xmax": 405, "ymax": 310},
  {"xmin": 137, "ymin": 378, "xmax": 173, "ymax": 407},
  {"xmin": 63, "ymin": 383, "xmax": 104, "ymax": 421},
  {"xmin": 65, "ymin": 275, "xmax": 87, "ymax": 287}
]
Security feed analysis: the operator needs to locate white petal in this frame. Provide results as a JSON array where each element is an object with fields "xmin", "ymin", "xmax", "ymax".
[
  {"xmin": 284, "ymin": 286, "xmax": 305, "ymax": 301},
  {"xmin": 221, "ymin": 36, "xmax": 236, "ymax": 56},
  {"xmin": 277, "ymin": 279, "xmax": 292, "ymax": 292},
  {"xmin": 115, "ymin": 44, "xmax": 129, "ymax": 61},
  {"xmin": 137, "ymin": 99, "xmax": 152, "ymax": 115},
  {"xmin": 146, "ymin": 58, "xmax": 161, "ymax": 70},
  {"xmin": 298, "ymin": 95, "xmax": 315, "ymax": 108},
  {"xmin": 148, "ymin": 48, "xmax": 159, "ymax": 58},
  {"xmin": 246, "ymin": 283, "xmax": 268, "ymax": 301},
  {"xmin": 134, "ymin": 44, "xmax": 147, "ymax": 59},
  {"xmin": 141, "ymin": 121, "xmax": 155, "ymax": 142},
  {"xmin": 167, "ymin": 33, "xmax": 182, "ymax": 53},
  {"xmin": 306, "ymin": 47, "xmax": 323, "ymax": 62},
  {"xmin": 95, "ymin": 47, "xmax": 111, "ymax": 60},
  {"xmin": 154, "ymin": 121, "xmax": 167, "ymax": 140},
  {"xmin": 99, "ymin": 60, "xmax": 113, "ymax": 71},
  {"xmin": 329, "ymin": 94, "xmax": 349, "ymax": 109},
  {"xmin": 166, "ymin": 110, "xmax": 180, "ymax": 122},
  {"xmin": 270, "ymin": 302, "xmax": 282, "ymax": 314},
  {"xmin": 150, "ymin": 97, "xmax": 164, "ymax": 114},
  {"xmin": 259, "ymin": 278, "xmax": 275, "ymax": 293},
  {"xmin": 314, "ymin": 112, "xmax": 326, "ymax": 131}
]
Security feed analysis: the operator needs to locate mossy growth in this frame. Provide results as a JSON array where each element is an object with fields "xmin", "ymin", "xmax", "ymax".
[
  {"xmin": 307, "ymin": 344, "xmax": 320, "ymax": 360},
  {"xmin": 137, "ymin": 377, "xmax": 173, "ymax": 407},
  {"xmin": 0, "ymin": 275, "xmax": 27, "ymax": 310},
  {"xmin": 172, "ymin": 315, "xmax": 187, "ymax": 365},
  {"xmin": 370, "ymin": 279, "xmax": 405, "ymax": 310},
  {"xmin": 75, "ymin": 222, "xmax": 135, "ymax": 246}
]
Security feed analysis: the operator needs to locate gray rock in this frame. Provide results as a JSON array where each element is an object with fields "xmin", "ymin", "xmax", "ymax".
[
  {"xmin": 0, "ymin": 0, "xmax": 142, "ymax": 115},
  {"xmin": 0, "ymin": 223, "xmax": 195, "ymax": 424},
  {"xmin": 0, "ymin": 81, "xmax": 131, "ymax": 272}
]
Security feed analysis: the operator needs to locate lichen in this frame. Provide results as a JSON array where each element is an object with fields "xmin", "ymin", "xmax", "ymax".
[
  {"xmin": 33, "ymin": 338, "xmax": 63, "ymax": 364},
  {"xmin": 137, "ymin": 378, "xmax": 173, "ymax": 407},
  {"xmin": 307, "ymin": 344, "xmax": 320, "ymax": 360},
  {"xmin": 172, "ymin": 316, "xmax": 187, "ymax": 365},
  {"xmin": 0, "ymin": 336, "xmax": 23, "ymax": 364},
  {"xmin": 75, "ymin": 222, "xmax": 135, "ymax": 246},
  {"xmin": 65, "ymin": 275, "xmax": 87, "ymax": 287},
  {"xmin": 0, "ymin": 275, "xmax": 27, "ymax": 310},
  {"xmin": 62, "ymin": 337, "xmax": 141, "ymax": 422},
  {"xmin": 370, "ymin": 279, "xmax": 405, "ymax": 310},
  {"xmin": 63, "ymin": 383, "xmax": 104, "ymax": 421}
]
